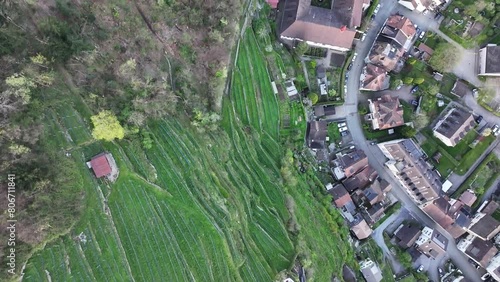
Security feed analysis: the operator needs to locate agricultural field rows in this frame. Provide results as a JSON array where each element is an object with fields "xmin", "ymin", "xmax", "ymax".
[
  {"xmin": 23, "ymin": 25, "xmax": 353, "ymax": 282},
  {"xmin": 231, "ymin": 28, "xmax": 280, "ymax": 140}
]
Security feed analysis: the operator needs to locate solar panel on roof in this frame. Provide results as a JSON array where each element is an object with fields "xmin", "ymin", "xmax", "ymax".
[{"xmin": 402, "ymin": 139, "xmax": 423, "ymax": 159}]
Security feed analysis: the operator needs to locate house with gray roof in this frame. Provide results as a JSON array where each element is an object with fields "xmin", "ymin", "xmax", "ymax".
[
  {"xmin": 458, "ymin": 234, "xmax": 499, "ymax": 268},
  {"xmin": 478, "ymin": 44, "xmax": 500, "ymax": 76},
  {"xmin": 468, "ymin": 213, "xmax": 500, "ymax": 241},
  {"xmin": 433, "ymin": 107, "xmax": 475, "ymax": 147},
  {"xmin": 306, "ymin": 121, "xmax": 328, "ymax": 149},
  {"xmin": 394, "ymin": 223, "xmax": 422, "ymax": 248}
]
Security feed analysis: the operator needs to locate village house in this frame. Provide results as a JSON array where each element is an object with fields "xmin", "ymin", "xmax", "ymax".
[
  {"xmin": 350, "ymin": 214, "xmax": 373, "ymax": 240},
  {"xmin": 380, "ymin": 14, "xmax": 417, "ymax": 50},
  {"xmin": 352, "ymin": 178, "xmax": 391, "ymax": 207},
  {"xmin": 458, "ymin": 234, "xmax": 498, "ymax": 268},
  {"xmin": 459, "ymin": 190, "xmax": 477, "ymax": 207},
  {"xmin": 450, "ymin": 79, "xmax": 472, "ymax": 98},
  {"xmin": 306, "ymin": 120, "xmax": 328, "ymax": 149},
  {"xmin": 332, "ymin": 149, "xmax": 369, "ymax": 180},
  {"xmin": 478, "ymin": 44, "xmax": 500, "ymax": 76},
  {"xmin": 398, "ymin": 0, "xmax": 445, "ymax": 13},
  {"xmin": 482, "ymin": 201, "xmax": 500, "ymax": 215},
  {"xmin": 342, "ymin": 165, "xmax": 378, "ymax": 192},
  {"xmin": 432, "ymin": 107, "xmax": 475, "ymax": 147},
  {"xmin": 416, "ymin": 43, "xmax": 434, "ymax": 61},
  {"xmin": 368, "ymin": 41, "xmax": 404, "ymax": 72},
  {"xmin": 266, "ymin": 0, "xmax": 279, "ymax": 9},
  {"xmin": 393, "ymin": 223, "xmax": 422, "ymax": 249},
  {"xmin": 86, "ymin": 152, "xmax": 119, "ymax": 182},
  {"xmin": 360, "ymin": 64, "xmax": 390, "ymax": 91},
  {"xmin": 378, "ymin": 139, "xmax": 442, "ymax": 203},
  {"xmin": 468, "ymin": 213, "xmax": 500, "ymax": 241},
  {"xmin": 420, "ymin": 197, "xmax": 469, "ymax": 239},
  {"xmin": 278, "ymin": 0, "xmax": 364, "ymax": 52},
  {"xmin": 415, "ymin": 226, "xmax": 448, "ymax": 258},
  {"xmin": 314, "ymin": 104, "xmax": 336, "ymax": 119},
  {"xmin": 367, "ymin": 95, "xmax": 405, "ymax": 130},
  {"xmin": 327, "ymin": 183, "xmax": 356, "ymax": 212},
  {"xmin": 359, "ymin": 259, "xmax": 383, "ymax": 282}
]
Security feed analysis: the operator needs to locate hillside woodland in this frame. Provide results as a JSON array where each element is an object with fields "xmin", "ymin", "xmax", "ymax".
[{"xmin": 0, "ymin": 0, "xmax": 241, "ymax": 275}]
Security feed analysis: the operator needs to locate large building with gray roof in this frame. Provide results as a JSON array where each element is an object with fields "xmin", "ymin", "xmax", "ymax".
[
  {"xmin": 433, "ymin": 107, "xmax": 475, "ymax": 147},
  {"xmin": 478, "ymin": 44, "xmax": 500, "ymax": 76}
]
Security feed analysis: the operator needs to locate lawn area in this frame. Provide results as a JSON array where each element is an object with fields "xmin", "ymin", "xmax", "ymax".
[
  {"xmin": 419, "ymin": 128, "xmax": 487, "ymax": 178},
  {"xmin": 440, "ymin": 0, "xmax": 500, "ymax": 48},
  {"xmin": 455, "ymin": 135, "xmax": 496, "ymax": 175},
  {"xmin": 453, "ymin": 153, "xmax": 500, "ymax": 203},
  {"xmin": 492, "ymin": 209, "xmax": 500, "ymax": 221},
  {"xmin": 422, "ymin": 31, "xmax": 445, "ymax": 49},
  {"xmin": 328, "ymin": 122, "xmax": 342, "ymax": 144},
  {"xmin": 421, "ymin": 128, "xmax": 480, "ymax": 162},
  {"xmin": 421, "ymin": 142, "xmax": 456, "ymax": 178},
  {"xmin": 439, "ymin": 73, "xmax": 458, "ymax": 97},
  {"xmin": 400, "ymin": 100, "xmax": 414, "ymax": 122}
]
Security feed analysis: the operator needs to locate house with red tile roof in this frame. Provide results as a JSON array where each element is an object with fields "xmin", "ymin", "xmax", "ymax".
[
  {"xmin": 86, "ymin": 152, "xmax": 119, "ymax": 182},
  {"xmin": 367, "ymin": 95, "xmax": 404, "ymax": 130},
  {"xmin": 266, "ymin": 0, "xmax": 279, "ymax": 9},
  {"xmin": 360, "ymin": 64, "xmax": 390, "ymax": 91}
]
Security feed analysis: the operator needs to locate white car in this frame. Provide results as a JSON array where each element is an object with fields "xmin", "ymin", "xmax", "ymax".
[
  {"xmin": 339, "ymin": 126, "xmax": 348, "ymax": 132},
  {"xmin": 492, "ymin": 124, "xmax": 499, "ymax": 136},
  {"xmin": 481, "ymin": 273, "xmax": 491, "ymax": 280},
  {"xmin": 373, "ymin": 4, "xmax": 381, "ymax": 14},
  {"xmin": 337, "ymin": 122, "xmax": 347, "ymax": 127},
  {"xmin": 419, "ymin": 31, "xmax": 426, "ymax": 39},
  {"xmin": 361, "ymin": 33, "xmax": 367, "ymax": 41},
  {"xmin": 417, "ymin": 265, "xmax": 424, "ymax": 273}
]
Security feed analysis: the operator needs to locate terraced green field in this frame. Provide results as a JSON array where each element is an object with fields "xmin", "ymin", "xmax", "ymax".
[{"xmin": 23, "ymin": 27, "xmax": 353, "ymax": 281}]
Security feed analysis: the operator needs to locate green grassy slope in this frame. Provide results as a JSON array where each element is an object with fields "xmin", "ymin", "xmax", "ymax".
[{"xmin": 22, "ymin": 27, "xmax": 353, "ymax": 281}]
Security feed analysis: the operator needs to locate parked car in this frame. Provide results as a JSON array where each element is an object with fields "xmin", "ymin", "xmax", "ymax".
[
  {"xmin": 341, "ymin": 131, "xmax": 349, "ymax": 137},
  {"xmin": 411, "ymin": 100, "xmax": 419, "ymax": 106},
  {"xmin": 475, "ymin": 115, "xmax": 483, "ymax": 124},
  {"xmin": 373, "ymin": 4, "xmax": 381, "ymax": 14},
  {"xmin": 434, "ymin": 12, "xmax": 443, "ymax": 19},
  {"xmin": 417, "ymin": 265, "xmax": 424, "ymax": 273},
  {"xmin": 370, "ymin": 141, "xmax": 377, "ymax": 145},
  {"xmin": 361, "ymin": 33, "xmax": 367, "ymax": 41},
  {"xmin": 419, "ymin": 31, "xmax": 426, "ymax": 39},
  {"xmin": 337, "ymin": 122, "xmax": 347, "ymax": 127},
  {"xmin": 438, "ymin": 268, "xmax": 444, "ymax": 277},
  {"xmin": 411, "ymin": 85, "xmax": 419, "ymax": 94},
  {"xmin": 339, "ymin": 126, "xmax": 348, "ymax": 132},
  {"xmin": 492, "ymin": 124, "xmax": 499, "ymax": 136},
  {"xmin": 481, "ymin": 273, "xmax": 491, "ymax": 280}
]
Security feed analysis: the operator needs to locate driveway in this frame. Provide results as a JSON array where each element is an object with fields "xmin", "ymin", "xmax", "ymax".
[
  {"xmin": 344, "ymin": 0, "xmax": 483, "ymax": 280},
  {"xmin": 372, "ymin": 213, "xmax": 406, "ymax": 275},
  {"xmin": 463, "ymin": 93, "xmax": 500, "ymax": 125}
]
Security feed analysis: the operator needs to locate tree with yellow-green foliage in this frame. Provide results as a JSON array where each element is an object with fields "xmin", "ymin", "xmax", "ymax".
[{"xmin": 91, "ymin": 110, "xmax": 125, "ymax": 141}]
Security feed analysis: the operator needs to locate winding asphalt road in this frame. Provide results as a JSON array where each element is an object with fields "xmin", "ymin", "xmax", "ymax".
[{"xmin": 343, "ymin": 1, "xmax": 482, "ymax": 281}]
